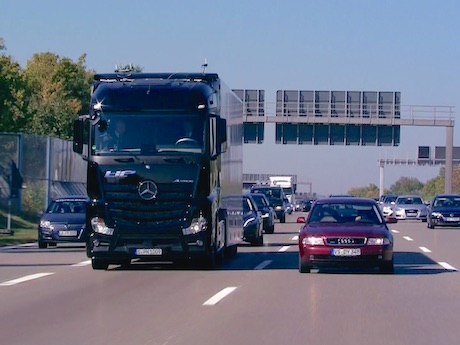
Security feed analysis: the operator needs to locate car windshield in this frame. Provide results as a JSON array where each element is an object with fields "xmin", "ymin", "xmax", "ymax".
[
  {"xmin": 47, "ymin": 201, "xmax": 86, "ymax": 214},
  {"xmin": 434, "ymin": 197, "xmax": 460, "ymax": 207},
  {"xmin": 309, "ymin": 202, "xmax": 383, "ymax": 224},
  {"xmin": 397, "ymin": 197, "xmax": 423, "ymax": 205},
  {"xmin": 251, "ymin": 188, "xmax": 282, "ymax": 199},
  {"xmin": 92, "ymin": 112, "xmax": 205, "ymax": 155}
]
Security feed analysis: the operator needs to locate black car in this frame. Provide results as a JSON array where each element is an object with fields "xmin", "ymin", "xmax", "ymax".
[
  {"xmin": 249, "ymin": 193, "xmax": 276, "ymax": 234},
  {"xmin": 38, "ymin": 195, "xmax": 89, "ymax": 249},
  {"xmin": 427, "ymin": 194, "xmax": 460, "ymax": 229},
  {"xmin": 250, "ymin": 185, "xmax": 287, "ymax": 223},
  {"xmin": 243, "ymin": 194, "xmax": 264, "ymax": 246}
]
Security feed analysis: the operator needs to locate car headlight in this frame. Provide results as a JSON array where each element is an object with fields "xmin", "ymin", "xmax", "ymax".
[
  {"xmin": 302, "ymin": 236, "xmax": 324, "ymax": 246},
  {"xmin": 383, "ymin": 206, "xmax": 392, "ymax": 213},
  {"xmin": 395, "ymin": 207, "xmax": 403, "ymax": 212},
  {"xmin": 275, "ymin": 206, "xmax": 283, "ymax": 211},
  {"xmin": 182, "ymin": 216, "xmax": 207, "ymax": 235},
  {"xmin": 431, "ymin": 212, "xmax": 442, "ymax": 218},
  {"xmin": 367, "ymin": 238, "xmax": 391, "ymax": 245},
  {"xmin": 39, "ymin": 220, "xmax": 52, "ymax": 229},
  {"xmin": 91, "ymin": 217, "xmax": 114, "ymax": 235}
]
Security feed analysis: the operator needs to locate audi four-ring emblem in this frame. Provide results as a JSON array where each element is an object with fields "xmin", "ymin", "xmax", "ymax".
[{"xmin": 138, "ymin": 180, "xmax": 158, "ymax": 200}]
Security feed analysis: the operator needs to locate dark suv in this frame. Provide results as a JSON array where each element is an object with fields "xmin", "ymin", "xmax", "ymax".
[{"xmin": 250, "ymin": 185, "xmax": 287, "ymax": 223}]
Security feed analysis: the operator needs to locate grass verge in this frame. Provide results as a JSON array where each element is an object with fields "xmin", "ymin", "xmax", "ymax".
[{"xmin": 0, "ymin": 209, "xmax": 37, "ymax": 246}]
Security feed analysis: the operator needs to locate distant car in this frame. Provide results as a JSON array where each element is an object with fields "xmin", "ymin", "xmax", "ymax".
[
  {"xmin": 250, "ymin": 185, "xmax": 287, "ymax": 223},
  {"xmin": 427, "ymin": 194, "xmax": 460, "ymax": 229},
  {"xmin": 38, "ymin": 195, "xmax": 89, "ymax": 249},
  {"xmin": 243, "ymin": 194, "xmax": 264, "ymax": 246},
  {"xmin": 285, "ymin": 200, "xmax": 293, "ymax": 214},
  {"xmin": 297, "ymin": 197, "xmax": 396, "ymax": 274},
  {"xmin": 379, "ymin": 194, "xmax": 398, "ymax": 216},
  {"xmin": 249, "ymin": 193, "xmax": 276, "ymax": 234},
  {"xmin": 392, "ymin": 195, "xmax": 428, "ymax": 221}
]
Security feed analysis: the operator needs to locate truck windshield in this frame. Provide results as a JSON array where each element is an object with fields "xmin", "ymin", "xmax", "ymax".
[{"xmin": 92, "ymin": 112, "xmax": 205, "ymax": 155}]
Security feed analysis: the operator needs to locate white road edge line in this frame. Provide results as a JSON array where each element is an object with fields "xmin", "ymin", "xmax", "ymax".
[
  {"xmin": 254, "ymin": 260, "xmax": 272, "ymax": 270},
  {"xmin": 403, "ymin": 236, "xmax": 414, "ymax": 241},
  {"xmin": 278, "ymin": 246, "xmax": 290, "ymax": 252},
  {"xmin": 203, "ymin": 287, "xmax": 237, "ymax": 306},
  {"xmin": 0, "ymin": 273, "xmax": 55, "ymax": 287},
  {"xmin": 439, "ymin": 262, "xmax": 457, "ymax": 271},
  {"xmin": 72, "ymin": 260, "xmax": 92, "ymax": 267},
  {"xmin": 419, "ymin": 246, "xmax": 432, "ymax": 253}
]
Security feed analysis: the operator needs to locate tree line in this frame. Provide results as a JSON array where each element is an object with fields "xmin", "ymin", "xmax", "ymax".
[{"xmin": 347, "ymin": 167, "xmax": 460, "ymax": 201}]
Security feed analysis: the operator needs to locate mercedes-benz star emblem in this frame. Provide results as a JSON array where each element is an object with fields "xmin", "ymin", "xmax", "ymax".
[{"xmin": 138, "ymin": 180, "xmax": 158, "ymax": 201}]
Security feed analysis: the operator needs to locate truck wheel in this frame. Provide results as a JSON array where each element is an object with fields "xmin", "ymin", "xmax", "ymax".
[
  {"xmin": 38, "ymin": 241, "xmax": 47, "ymax": 249},
  {"xmin": 92, "ymin": 258, "xmax": 109, "ymax": 270},
  {"xmin": 225, "ymin": 245, "xmax": 237, "ymax": 259}
]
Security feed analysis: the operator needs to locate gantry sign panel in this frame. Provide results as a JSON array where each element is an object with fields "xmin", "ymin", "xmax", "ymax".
[
  {"xmin": 418, "ymin": 146, "xmax": 460, "ymax": 165},
  {"xmin": 233, "ymin": 89, "xmax": 265, "ymax": 143},
  {"xmin": 275, "ymin": 90, "xmax": 401, "ymax": 146}
]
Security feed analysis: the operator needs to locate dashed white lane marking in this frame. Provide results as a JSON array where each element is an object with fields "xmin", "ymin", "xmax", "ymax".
[
  {"xmin": 0, "ymin": 273, "xmax": 54, "ymax": 286},
  {"xmin": 72, "ymin": 260, "xmax": 91, "ymax": 267},
  {"xmin": 403, "ymin": 236, "xmax": 414, "ymax": 241},
  {"xmin": 291, "ymin": 235, "xmax": 299, "ymax": 241},
  {"xmin": 254, "ymin": 260, "xmax": 272, "ymax": 270},
  {"xmin": 391, "ymin": 230, "xmax": 400, "ymax": 233},
  {"xmin": 278, "ymin": 246, "xmax": 290, "ymax": 252},
  {"xmin": 203, "ymin": 287, "xmax": 237, "ymax": 306},
  {"xmin": 438, "ymin": 262, "xmax": 457, "ymax": 271},
  {"xmin": 419, "ymin": 246, "xmax": 432, "ymax": 253}
]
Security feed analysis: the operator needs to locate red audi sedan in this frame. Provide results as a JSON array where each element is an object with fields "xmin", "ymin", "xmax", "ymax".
[{"xmin": 297, "ymin": 197, "xmax": 397, "ymax": 274}]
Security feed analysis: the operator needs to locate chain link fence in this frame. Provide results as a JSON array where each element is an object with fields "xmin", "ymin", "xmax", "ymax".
[{"xmin": 0, "ymin": 133, "xmax": 87, "ymax": 218}]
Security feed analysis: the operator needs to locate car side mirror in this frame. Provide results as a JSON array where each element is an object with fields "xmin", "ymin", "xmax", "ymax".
[{"xmin": 297, "ymin": 216, "xmax": 306, "ymax": 223}]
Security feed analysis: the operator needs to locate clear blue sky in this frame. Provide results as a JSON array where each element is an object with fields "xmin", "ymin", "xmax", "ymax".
[{"xmin": 1, "ymin": 0, "xmax": 459, "ymax": 195}]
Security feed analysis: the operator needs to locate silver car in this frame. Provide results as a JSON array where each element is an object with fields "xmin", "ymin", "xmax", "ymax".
[{"xmin": 392, "ymin": 195, "xmax": 428, "ymax": 222}]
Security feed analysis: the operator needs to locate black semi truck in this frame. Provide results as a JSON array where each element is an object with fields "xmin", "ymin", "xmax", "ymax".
[{"xmin": 73, "ymin": 73, "xmax": 243, "ymax": 269}]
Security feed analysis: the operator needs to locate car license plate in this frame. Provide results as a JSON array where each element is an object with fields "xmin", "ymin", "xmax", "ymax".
[
  {"xmin": 446, "ymin": 217, "xmax": 460, "ymax": 222},
  {"xmin": 332, "ymin": 248, "xmax": 361, "ymax": 256},
  {"xmin": 58, "ymin": 230, "xmax": 77, "ymax": 237},
  {"xmin": 135, "ymin": 248, "xmax": 162, "ymax": 256}
]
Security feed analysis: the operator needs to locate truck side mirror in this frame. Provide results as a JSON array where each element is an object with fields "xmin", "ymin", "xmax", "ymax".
[
  {"xmin": 73, "ymin": 119, "xmax": 84, "ymax": 154},
  {"xmin": 212, "ymin": 117, "xmax": 227, "ymax": 159}
]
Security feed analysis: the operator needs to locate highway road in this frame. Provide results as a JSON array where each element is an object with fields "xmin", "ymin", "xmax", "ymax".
[{"xmin": 1, "ymin": 212, "xmax": 459, "ymax": 345}]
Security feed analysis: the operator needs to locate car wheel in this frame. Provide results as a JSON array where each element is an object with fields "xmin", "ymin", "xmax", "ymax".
[
  {"xmin": 38, "ymin": 241, "xmax": 47, "ymax": 249},
  {"xmin": 91, "ymin": 258, "xmax": 109, "ymax": 270},
  {"xmin": 299, "ymin": 257, "xmax": 311, "ymax": 273},
  {"xmin": 280, "ymin": 215, "xmax": 286, "ymax": 223},
  {"xmin": 265, "ymin": 224, "xmax": 275, "ymax": 234},
  {"xmin": 379, "ymin": 260, "xmax": 394, "ymax": 274},
  {"xmin": 428, "ymin": 223, "xmax": 434, "ymax": 229}
]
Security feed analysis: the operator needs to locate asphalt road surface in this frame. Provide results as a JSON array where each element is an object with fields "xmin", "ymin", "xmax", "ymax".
[{"xmin": 1, "ymin": 212, "xmax": 459, "ymax": 345}]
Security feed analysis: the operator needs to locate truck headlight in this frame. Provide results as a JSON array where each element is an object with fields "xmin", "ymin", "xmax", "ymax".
[
  {"xmin": 182, "ymin": 216, "xmax": 207, "ymax": 235},
  {"xmin": 91, "ymin": 217, "xmax": 114, "ymax": 236}
]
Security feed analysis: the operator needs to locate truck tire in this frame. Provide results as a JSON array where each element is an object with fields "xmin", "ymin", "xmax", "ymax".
[{"xmin": 225, "ymin": 245, "xmax": 237, "ymax": 259}]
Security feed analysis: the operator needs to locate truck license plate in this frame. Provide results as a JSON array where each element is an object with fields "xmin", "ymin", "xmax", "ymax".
[{"xmin": 135, "ymin": 248, "xmax": 162, "ymax": 256}]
